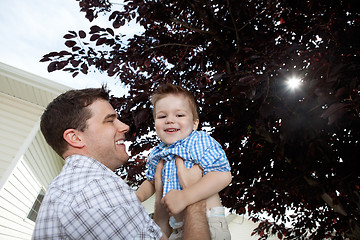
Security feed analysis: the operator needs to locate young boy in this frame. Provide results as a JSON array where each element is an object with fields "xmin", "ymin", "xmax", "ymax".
[{"xmin": 136, "ymin": 83, "xmax": 232, "ymax": 240}]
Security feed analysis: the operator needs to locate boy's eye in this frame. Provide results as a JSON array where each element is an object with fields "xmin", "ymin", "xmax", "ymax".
[
  {"xmin": 158, "ymin": 115, "xmax": 166, "ymax": 119},
  {"xmin": 177, "ymin": 114, "xmax": 184, "ymax": 117}
]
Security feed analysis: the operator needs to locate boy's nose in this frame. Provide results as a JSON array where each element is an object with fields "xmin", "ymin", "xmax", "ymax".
[{"xmin": 165, "ymin": 116, "xmax": 174, "ymax": 124}]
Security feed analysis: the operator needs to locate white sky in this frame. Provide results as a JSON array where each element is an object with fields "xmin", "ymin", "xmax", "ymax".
[{"xmin": 0, "ymin": 0, "xmax": 142, "ymax": 97}]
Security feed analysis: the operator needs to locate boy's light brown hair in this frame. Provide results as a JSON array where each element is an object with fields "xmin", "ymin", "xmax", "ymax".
[{"xmin": 151, "ymin": 83, "xmax": 199, "ymax": 121}]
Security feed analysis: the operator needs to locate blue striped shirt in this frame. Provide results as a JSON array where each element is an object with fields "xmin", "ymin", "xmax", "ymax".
[{"xmin": 146, "ymin": 130, "xmax": 230, "ymax": 197}]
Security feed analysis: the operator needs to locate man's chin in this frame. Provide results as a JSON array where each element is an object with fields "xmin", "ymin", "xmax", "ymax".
[{"xmin": 120, "ymin": 154, "xmax": 130, "ymax": 164}]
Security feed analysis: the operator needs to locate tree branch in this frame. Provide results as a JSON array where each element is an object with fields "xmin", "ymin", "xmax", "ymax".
[
  {"xmin": 320, "ymin": 192, "xmax": 348, "ymax": 216},
  {"xmin": 143, "ymin": 43, "xmax": 198, "ymax": 53},
  {"xmin": 304, "ymin": 176, "xmax": 348, "ymax": 216},
  {"xmin": 170, "ymin": 18, "xmax": 216, "ymax": 35},
  {"xmin": 226, "ymin": 0, "xmax": 240, "ymax": 53}
]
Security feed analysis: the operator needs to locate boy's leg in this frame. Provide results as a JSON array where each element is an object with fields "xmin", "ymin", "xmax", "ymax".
[
  {"xmin": 169, "ymin": 207, "xmax": 231, "ymax": 240},
  {"xmin": 168, "ymin": 227, "xmax": 183, "ymax": 240},
  {"xmin": 207, "ymin": 207, "xmax": 231, "ymax": 240},
  {"xmin": 168, "ymin": 216, "xmax": 184, "ymax": 240}
]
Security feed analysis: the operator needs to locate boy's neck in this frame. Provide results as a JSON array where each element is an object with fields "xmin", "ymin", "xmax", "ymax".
[{"xmin": 163, "ymin": 130, "xmax": 197, "ymax": 147}]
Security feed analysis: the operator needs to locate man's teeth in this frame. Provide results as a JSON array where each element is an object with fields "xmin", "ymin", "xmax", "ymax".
[{"xmin": 115, "ymin": 140, "xmax": 124, "ymax": 145}]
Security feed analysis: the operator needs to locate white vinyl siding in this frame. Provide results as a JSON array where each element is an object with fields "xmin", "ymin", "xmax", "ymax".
[
  {"xmin": 0, "ymin": 162, "xmax": 37, "ymax": 239},
  {"xmin": 0, "ymin": 93, "xmax": 43, "ymax": 186},
  {"xmin": 0, "ymin": 63, "xmax": 67, "ymax": 107},
  {"xmin": 0, "ymin": 62, "xmax": 68, "ymax": 240},
  {"xmin": 23, "ymin": 133, "xmax": 64, "ymax": 189},
  {"xmin": 0, "ymin": 131, "xmax": 63, "ymax": 240}
]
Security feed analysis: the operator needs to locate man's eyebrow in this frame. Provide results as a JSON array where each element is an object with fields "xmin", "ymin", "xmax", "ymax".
[{"xmin": 104, "ymin": 113, "xmax": 118, "ymax": 121}]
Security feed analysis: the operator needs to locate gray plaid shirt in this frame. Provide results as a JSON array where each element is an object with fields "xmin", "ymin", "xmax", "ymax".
[{"xmin": 32, "ymin": 155, "xmax": 162, "ymax": 239}]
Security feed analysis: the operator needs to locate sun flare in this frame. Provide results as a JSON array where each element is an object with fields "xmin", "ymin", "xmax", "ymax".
[{"xmin": 286, "ymin": 77, "xmax": 302, "ymax": 90}]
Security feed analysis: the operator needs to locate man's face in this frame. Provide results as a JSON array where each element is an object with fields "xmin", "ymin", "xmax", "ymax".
[
  {"xmin": 154, "ymin": 94, "xmax": 199, "ymax": 145},
  {"xmin": 80, "ymin": 99, "xmax": 129, "ymax": 170}
]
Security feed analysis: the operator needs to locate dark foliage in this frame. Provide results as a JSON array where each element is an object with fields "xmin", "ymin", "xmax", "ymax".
[{"xmin": 41, "ymin": 0, "xmax": 360, "ymax": 239}]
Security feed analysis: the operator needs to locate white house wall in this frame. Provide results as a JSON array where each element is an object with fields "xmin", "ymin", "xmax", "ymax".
[
  {"xmin": 0, "ymin": 62, "xmax": 67, "ymax": 240},
  {"xmin": 0, "ymin": 62, "xmax": 68, "ymax": 107},
  {"xmin": 0, "ymin": 131, "xmax": 64, "ymax": 240},
  {"xmin": 24, "ymin": 133, "xmax": 64, "ymax": 188},
  {"xmin": 0, "ymin": 93, "xmax": 43, "ymax": 188},
  {"xmin": 0, "ymin": 157, "xmax": 40, "ymax": 239}
]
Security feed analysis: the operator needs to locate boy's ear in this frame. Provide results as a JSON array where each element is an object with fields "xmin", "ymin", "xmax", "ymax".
[
  {"xmin": 193, "ymin": 119, "xmax": 199, "ymax": 130},
  {"xmin": 63, "ymin": 129, "xmax": 85, "ymax": 148}
]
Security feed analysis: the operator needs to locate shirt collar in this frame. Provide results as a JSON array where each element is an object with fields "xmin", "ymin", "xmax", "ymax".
[{"xmin": 65, "ymin": 154, "xmax": 109, "ymax": 171}]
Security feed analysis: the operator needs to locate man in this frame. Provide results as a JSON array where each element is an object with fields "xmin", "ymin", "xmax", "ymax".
[{"xmin": 32, "ymin": 86, "xmax": 210, "ymax": 239}]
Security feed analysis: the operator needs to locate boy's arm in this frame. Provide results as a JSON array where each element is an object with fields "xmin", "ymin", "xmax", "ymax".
[
  {"xmin": 136, "ymin": 180, "xmax": 155, "ymax": 202},
  {"xmin": 185, "ymin": 170, "xmax": 232, "ymax": 203},
  {"xmin": 162, "ymin": 158, "xmax": 232, "ymax": 215}
]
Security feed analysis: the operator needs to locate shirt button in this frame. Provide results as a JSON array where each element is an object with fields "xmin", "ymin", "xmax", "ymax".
[{"xmin": 167, "ymin": 179, "xmax": 171, "ymax": 182}]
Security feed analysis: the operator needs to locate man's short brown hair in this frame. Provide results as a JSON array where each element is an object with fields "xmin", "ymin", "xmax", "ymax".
[{"xmin": 40, "ymin": 86, "xmax": 110, "ymax": 157}]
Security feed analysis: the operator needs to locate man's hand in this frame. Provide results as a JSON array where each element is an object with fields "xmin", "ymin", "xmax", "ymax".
[
  {"xmin": 154, "ymin": 159, "xmax": 164, "ymax": 193},
  {"xmin": 175, "ymin": 156, "xmax": 203, "ymax": 188},
  {"xmin": 161, "ymin": 157, "xmax": 203, "ymax": 215}
]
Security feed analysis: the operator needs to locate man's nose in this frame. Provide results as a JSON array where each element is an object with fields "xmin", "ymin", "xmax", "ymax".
[{"xmin": 115, "ymin": 119, "xmax": 129, "ymax": 132}]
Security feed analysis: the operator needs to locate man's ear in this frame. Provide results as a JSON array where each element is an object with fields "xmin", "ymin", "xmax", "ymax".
[{"xmin": 63, "ymin": 129, "xmax": 85, "ymax": 148}]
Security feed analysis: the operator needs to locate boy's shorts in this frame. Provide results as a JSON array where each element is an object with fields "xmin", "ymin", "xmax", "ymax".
[{"xmin": 169, "ymin": 207, "xmax": 231, "ymax": 240}]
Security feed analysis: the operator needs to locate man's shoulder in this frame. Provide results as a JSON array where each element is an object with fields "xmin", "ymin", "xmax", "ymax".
[
  {"xmin": 51, "ymin": 155, "xmax": 124, "ymax": 196},
  {"xmin": 47, "ymin": 167, "xmax": 129, "ymax": 209}
]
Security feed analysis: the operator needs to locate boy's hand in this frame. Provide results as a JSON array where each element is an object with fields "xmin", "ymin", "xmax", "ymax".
[{"xmin": 162, "ymin": 189, "xmax": 187, "ymax": 215}]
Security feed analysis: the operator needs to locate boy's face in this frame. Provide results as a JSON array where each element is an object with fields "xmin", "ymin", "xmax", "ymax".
[{"xmin": 154, "ymin": 94, "xmax": 199, "ymax": 145}]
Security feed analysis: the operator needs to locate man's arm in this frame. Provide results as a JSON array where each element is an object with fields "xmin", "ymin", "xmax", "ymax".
[
  {"xmin": 162, "ymin": 160, "xmax": 232, "ymax": 215},
  {"xmin": 153, "ymin": 160, "xmax": 172, "ymax": 238},
  {"xmin": 155, "ymin": 157, "xmax": 210, "ymax": 239},
  {"xmin": 183, "ymin": 200, "xmax": 210, "ymax": 240},
  {"xmin": 174, "ymin": 157, "xmax": 210, "ymax": 240}
]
